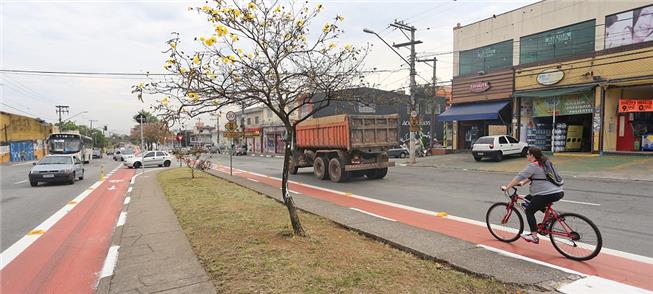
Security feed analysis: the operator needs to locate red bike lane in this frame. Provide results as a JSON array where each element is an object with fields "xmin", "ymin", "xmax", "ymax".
[
  {"xmin": 0, "ymin": 167, "xmax": 134, "ymax": 294},
  {"xmin": 214, "ymin": 165, "xmax": 653, "ymax": 291}
]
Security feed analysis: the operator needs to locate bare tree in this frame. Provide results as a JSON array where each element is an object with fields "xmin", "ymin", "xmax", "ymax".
[{"xmin": 134, "ymin": 0, "xmax": 366, "ymax": 236}]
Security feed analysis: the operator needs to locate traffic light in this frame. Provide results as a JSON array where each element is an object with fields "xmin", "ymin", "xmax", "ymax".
[{"xmin": 103, "ymin": 125, "xmax": 108, "ymax": 131}]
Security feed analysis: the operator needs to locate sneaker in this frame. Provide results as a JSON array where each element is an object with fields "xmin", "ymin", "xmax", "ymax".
[{"xmin": 521, "ymin": 234, "xmax": 539, "ymax": 244}]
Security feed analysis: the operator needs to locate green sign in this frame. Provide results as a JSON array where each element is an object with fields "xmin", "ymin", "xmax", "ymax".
[{"xmin": 532, "ymin": 94, "xmax": 593, "ymax": 117}]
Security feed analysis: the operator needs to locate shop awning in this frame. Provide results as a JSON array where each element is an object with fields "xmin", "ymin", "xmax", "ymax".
[
  {"xmin": 514, "ymin": 85, "xmax": 595, "ymax": 98},
  {"xmin": 438, "ymin": 101, "xmax": 510, "ymax": 122}
]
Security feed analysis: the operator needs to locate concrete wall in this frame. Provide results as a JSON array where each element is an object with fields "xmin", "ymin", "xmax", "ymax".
[
  {"xmin": 453, "ymin": 0, "xmax": 651, "ymax": 76},
  {"xmin": 0, "ymin": 112, "xmax": 55, "ymax": 163}
]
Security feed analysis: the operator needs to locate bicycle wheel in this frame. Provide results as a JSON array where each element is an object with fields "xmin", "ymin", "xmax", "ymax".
[
  {"xmin": 486, "ymin": 203, "xmax": 523, "ymax": 242},
  {"xmin": 549, "ymin": 213, "xmax": 602, "ymax": 261}
]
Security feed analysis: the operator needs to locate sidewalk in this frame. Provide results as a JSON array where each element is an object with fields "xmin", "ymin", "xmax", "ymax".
[
  {"xmin": 96, "ymin": 169, "xmax": 215, "ymax": 294},
  {"xmin": 408, "ymin": 153, "xmax": 653, "ymax": 182}
]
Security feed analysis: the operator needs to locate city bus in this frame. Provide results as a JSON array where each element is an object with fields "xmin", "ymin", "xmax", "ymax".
[{"xmin": 47, "ymin": 132, "xmax": 94, "ymax": 163}]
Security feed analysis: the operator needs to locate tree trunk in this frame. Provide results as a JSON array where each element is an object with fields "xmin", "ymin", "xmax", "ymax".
[{"xmin": 282, "ymin": 127, "xmax": 305, "ymax": 236}]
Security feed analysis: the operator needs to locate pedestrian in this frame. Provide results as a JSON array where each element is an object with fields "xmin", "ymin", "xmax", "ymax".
[{"xmin": 20, "ymin": 150, "xmax": 26, "ymax": 161}]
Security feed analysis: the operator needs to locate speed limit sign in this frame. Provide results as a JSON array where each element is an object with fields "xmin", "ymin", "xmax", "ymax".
[{"xmin": 226, "ymin": 111, "xmax": 236, "ymax": 121}]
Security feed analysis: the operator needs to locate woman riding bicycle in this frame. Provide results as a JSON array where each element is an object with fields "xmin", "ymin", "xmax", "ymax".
[{"xmin": 501, "ymin": 146, "xmax": 563, "ymax": 244}]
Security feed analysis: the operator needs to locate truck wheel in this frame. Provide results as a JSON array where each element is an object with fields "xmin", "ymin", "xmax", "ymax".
[
  {"xmin": 289, "ymin": 160, "xmax": 299, "ymax": 175},
  {"xmin": 328, "ymin": 157, "xmax": 349, "ymax": 183},
  {"xmin": 366, "ymin": 168, "xmax": 388, "ymax": 180},
  {"xmin": 313, "ymin": 157, "xmax": 328, "ymax": 180}
]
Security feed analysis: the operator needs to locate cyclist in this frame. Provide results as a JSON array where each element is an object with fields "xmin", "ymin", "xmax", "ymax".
[{"xmin": 501, "ymin": 146, "xmax": 564, "ymax": 244}]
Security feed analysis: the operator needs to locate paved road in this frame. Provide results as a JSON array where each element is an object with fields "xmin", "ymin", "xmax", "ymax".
[
  {"xmin": 0, "ymin": 157, "xmax": 123, "ymax": 251},
  {"xmin": 212, "ymin": 154, "xmax": 653, "ymax": 258}
]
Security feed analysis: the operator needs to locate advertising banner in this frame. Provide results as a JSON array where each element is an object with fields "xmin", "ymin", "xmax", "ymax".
[
  {"xmin": 605, "ymin": 4, "xmax": 653, "ymax": 49},
  {"xmin": 532, "ymin": 94, "xmax": 593, "ymax": 117},
  {"xmin": 618, "ymin": 99, "xmax": 653, "ymax": 113}
]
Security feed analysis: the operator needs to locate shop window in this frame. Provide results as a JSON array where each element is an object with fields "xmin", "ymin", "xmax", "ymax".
[
  {"xmin": 520, "ymin": 20, "xmax": 595, "ymax": 64},
  {"xmin": 247, "ymin": 118, "xmax": 251, "ymax": 125},
  {"xmin": 459, "ymin": 39, "xmax": 513, "ymax": 76},
  {"xmin": 255, "ymin": 116, "xmax": 259, "ymax": 124}
]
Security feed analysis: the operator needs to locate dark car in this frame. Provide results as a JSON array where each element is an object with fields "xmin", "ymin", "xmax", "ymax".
[
  {"xmin": 387, "ymin": 145, "xmax": 409, "ymax": 158},
  {"xmin": 29, "ymin": 155, "xmax": 85, "ymax": 186}
]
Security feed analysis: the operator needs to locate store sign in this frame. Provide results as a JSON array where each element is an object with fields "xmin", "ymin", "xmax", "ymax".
[
  {"xmin": 470, "ymin": 81, "xmax": 491, "ymax": 93},
  {"xmin": 536, "ymin": 69, "xmax": 564, "ymax": 86},
  {"xmin": 618, "ymin": 99, "xmax": 653, "ymax": 113},
  {"xmin": 532, "ymin": 95, "xmax": 593, "ymax": 117}
]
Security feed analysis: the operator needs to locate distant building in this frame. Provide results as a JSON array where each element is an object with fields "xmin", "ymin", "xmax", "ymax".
[{"xmin": 1, "ymin": 111, "xmax": 57, "ymax": 162}]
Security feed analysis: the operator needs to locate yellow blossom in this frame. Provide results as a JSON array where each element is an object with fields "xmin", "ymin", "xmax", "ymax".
[
  {"xmin": 244, "ymin": 12, "xmax": 255, "ymax": 21},
  {"xmin": 212, "ymin": 99, "xmax": 220, "ymax": 106},
  {"xmin": 323, "ymin": 23, "xmax": 331, "ymax": 33},
  {"xmin": 201, "ymin": 5, "xmax": 210, "ymax": 12},
  {"xmin": 236, "ymin": 48, "xmax": 244, "ymax": 55},
  {"xmin": 215, "ymin": 25, "xmax": 228, "ymax": 37},
  {"xmin": 247, "ymin": 2, "xmax": 256, "ymax": 9},
  {"xmin": 221, "ymin": 55, "xmax": 237, "ymax": 64},
  {"xmin": 187, "ymin": 92, "xmax": 199, "ymax": 102},
  {"xmin": 170, "ymin": 42, "xmax": 177, "ymax": 49},
  {"xmin": 316, "ymin": 4, "xmax": 323, "ymax": 11},
  {"xmin": 204, "ymin": 36, "xmax": 217, "ymax": 46},
  {"xmin": 274, "ymin": 6, "xmax": 281, "ymax": 13},
  {"xmin": 344, "ymin": 44, "xmax": 353, "ymax": 51},
  {"xmin": 160, "ymin": 96, "xmax": 169, "ymax": 105},
  {"xmin": 180, "ymin": 67, "xmax": 188, "ymax": 74},
  {"xmin": 193, "ymin": 54, "xmax": 200, "ymax": 65},
  {"xmin": 247, "ymin": 53, "xmax": 254, "ymax": 59},
  {"xmin": 230, "ymin": 33, "xmax": 239, "ymax": 42},
  {"xmin": 296, "ymin": 19, "xmax": 304, "ymax": 27},
  {"xmin": 336, "ymin": 15, "xmax": 344, "ymax": 21},
  {"xmin": 328, "ymin": 43, "xmax": 336, "ymax": 49}
]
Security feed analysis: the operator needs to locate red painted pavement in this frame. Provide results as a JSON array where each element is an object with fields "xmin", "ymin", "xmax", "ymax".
[
  {"xmin": 216, "ymin": 166, "xmax": 653, "ymax": 291},
  {"xmin": 0, "ymin": 168, "xmax": 134, "ymax": 294}
]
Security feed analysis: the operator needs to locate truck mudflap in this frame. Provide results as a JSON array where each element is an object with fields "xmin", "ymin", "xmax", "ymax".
[{"xmin": 344, "ymin": 161, "xmax": 395, "ymax": 171}]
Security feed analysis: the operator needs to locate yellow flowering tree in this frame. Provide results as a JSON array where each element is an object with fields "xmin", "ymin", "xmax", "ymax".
[{"xmin": 137, "ymin": 0, "xmax": 366, "ymax": 236}]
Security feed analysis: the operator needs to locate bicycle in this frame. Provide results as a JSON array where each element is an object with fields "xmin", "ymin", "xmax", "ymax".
[{"xmin": 485, "ymin": 186, "xmax": 603, "ymax": 261}]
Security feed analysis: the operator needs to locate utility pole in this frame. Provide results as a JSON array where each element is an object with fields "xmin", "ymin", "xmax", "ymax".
[
  {"xmin": 88, "ymin": 119, "xmax": 98, "ymax": 138},
  {"xmin": 418, "ymin": 57, "xmax": 437, "ymax": 145},
  {"xmin": 55, "ymin": 105, "xmax": 69, "ymax": 126},
  {"xmin": 390, "ymin": 20, "xmax": 422, "ymax": 164}
]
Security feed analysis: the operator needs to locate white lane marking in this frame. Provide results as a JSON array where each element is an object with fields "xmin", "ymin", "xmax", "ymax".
[
  {"xmin": 123, "ymin": 197, "xmax": 131, "ymax": 205},
  {"xmin": 247, "ymin": 178, "xmax": 259, "ymax": 182},
  {"xmin": 350, "ymin": 208, "xmax": 397, "ymax": 222},
  {"xmin": 215, "ymin": 165, "xmax": 653, "ymax": 266},
  {"xmin": 116, "ymin": 212, "xmax": 127, "ymax": 227},
  {"xmin": 9, "ymin": 161, "xmax": 36, "ymax": 167},
  {"xmin": 0, "ymin": 163, "xmax": 122, "ymax": 270},
  {"xmin": 558, "ymin": 275, "xmax": 652, "ymax": 294},
  {"xmin": 99, "ymin": 245, "xmax": 120, "ymax": 278},
  {"xmin": 127, "ymin": 187, "xmax": 133, "ymax": 193},
  {"xmin": 14, "ymin": 180, "xmax": 28, "ymax": 184},
  {"xmin": 108, "ymin": 185, "xmax": 116, "ymax": 191},
  {"xmin": 279, "ymin": 187, "xmax": 300, "ymax": 194},
  {"xmin": 560, "ymin": 199, "xmax": 601, "ymax": 206},
  {"xmin": 479, "ymin": 245, "xmax": 651, "ymax": 294}
]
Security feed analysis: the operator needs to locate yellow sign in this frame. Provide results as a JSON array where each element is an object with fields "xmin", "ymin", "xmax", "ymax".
[
  {"xmin": 224, "ymin": 131, "xmax": 240, "ymax": 138},
  {"xmin": 225, "ymin": 122, "xmax": 238, "ymax": 131}
]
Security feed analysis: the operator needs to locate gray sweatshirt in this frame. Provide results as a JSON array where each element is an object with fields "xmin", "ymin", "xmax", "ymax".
[{"xmin": 515, "ymin": 162, "xmax": 564, "ymax": 196}]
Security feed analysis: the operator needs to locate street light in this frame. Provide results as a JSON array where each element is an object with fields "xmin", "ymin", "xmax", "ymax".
[{"xmin": 363, "ymin": 27, "xmax": 419, "ymax": 163}]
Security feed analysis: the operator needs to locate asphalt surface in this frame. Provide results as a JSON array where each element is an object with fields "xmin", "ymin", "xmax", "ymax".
[
  {"xmin": 0, "ymin": 157, "xmax": 123, "ymax": 251},
  {"xmin": 212, "ymin": 154, "xmax": 653, "ymax": 258}
]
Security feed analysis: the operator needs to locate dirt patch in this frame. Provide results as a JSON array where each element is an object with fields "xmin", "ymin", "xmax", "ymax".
[{"xmin": 159, "ymin": 168, "xmax": 520, "ymax": 293}]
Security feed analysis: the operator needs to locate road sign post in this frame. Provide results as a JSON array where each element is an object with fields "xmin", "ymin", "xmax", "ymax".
[{"xmin": 225, "ymin": 111, "xmax": 236, "ymax": 176}]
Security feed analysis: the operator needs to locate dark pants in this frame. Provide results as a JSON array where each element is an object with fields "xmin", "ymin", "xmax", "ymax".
[{"xmin": 525, "ymin": 192, "xmax": 564, "ymax": 232}]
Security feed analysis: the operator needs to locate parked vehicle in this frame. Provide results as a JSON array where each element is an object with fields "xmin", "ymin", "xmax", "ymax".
[
  {"xmin": 387, "ymin": 145, "xmax": 409, "ymax": 158},
  {"xmin": 28, "ymin": 155, "xmax": 84, "ymax": 186},
  {"xmin": 290, "ymin": 114, "xmax": 399, "ymax": 182},
  {"xmin": 92, "ymin": 149, "xmax": 103, "ymax": 159},
  {"xmin": 124, "ymin": 151, "xmax": 173, "ymax": 168},
  {"xmin": 112, "ymin": 150, "xmax": 122, "ymax": 161},
  {"xmin": 471, "ymin": 135, "xmax": 529, "ymax": 162}
]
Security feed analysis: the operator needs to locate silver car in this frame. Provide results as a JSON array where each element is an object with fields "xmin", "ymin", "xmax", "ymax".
[{"xmin": 28, "ymin": 155, "xmax": 84, "ymax": 186}]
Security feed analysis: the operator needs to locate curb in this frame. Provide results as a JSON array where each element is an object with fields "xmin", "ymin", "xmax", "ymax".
[{"xmin": 202, "ymin": 168, "xmax": 577, "ymax": 293}]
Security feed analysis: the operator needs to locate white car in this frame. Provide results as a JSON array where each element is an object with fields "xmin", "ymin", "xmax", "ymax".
[
  {"xmin": 124, "ymin": 151, "xmax": 173, "ymax": 168},
  {"xmin": 471, "ymin": 135, "xmax": 529, "ymax": 162}
]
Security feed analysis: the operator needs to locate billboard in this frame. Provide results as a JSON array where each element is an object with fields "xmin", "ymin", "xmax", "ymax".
[{"xmin": 605, "ymin": 4, "xmax": 653, "ymax": 49}]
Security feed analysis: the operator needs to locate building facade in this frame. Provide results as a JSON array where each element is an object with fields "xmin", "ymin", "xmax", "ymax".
[
  {"xmin": 445, "ymin": 0, "xmax": 653, "ymax": 153},
  {"xmin": 1, "ymin": 111, "xmax": 56, "ymax": 162}
]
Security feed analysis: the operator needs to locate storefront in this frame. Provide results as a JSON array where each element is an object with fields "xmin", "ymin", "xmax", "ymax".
[
  {"xmin": 243, "ymin": 128, "xmax": 262, "ymax": 153},
  {"xmin": 262, "ymin": 125, "xmax": 286, "ymax": 154},
  {"xmin": 441, "ymin": 68, "xmax": 514, "ymax": 150},
  {"xmin": 516, "ymin": 86, "xmax": 596, "ymax": 152},
  {"xmin": 606, "ymin": 86, "xmax": 653, "ymax": 152}
]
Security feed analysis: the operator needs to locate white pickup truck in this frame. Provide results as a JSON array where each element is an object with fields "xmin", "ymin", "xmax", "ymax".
[{"xmin": 471, "ymin": 135, "xmax": 529, "ymax": 162}]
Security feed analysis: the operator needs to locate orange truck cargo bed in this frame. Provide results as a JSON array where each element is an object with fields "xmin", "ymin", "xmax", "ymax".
[{"xmin": 296, "ymin": 114, "xmax": 400, "ymax": 150}]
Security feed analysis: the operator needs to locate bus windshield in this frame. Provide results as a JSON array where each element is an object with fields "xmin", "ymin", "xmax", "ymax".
[{"xmin": 48, "ymin": 135, "xmax": 82, "ymax": 154}]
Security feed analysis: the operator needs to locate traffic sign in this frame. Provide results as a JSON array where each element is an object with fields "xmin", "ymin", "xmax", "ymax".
[
  {"xmin": 225, "ymin": 121, "xmax": 238, "ymax": 131},
  {"xmin": 224, "ymin": 131, "xmax": 240, "ymax": 138},
  {"xmin": 226, "ymin": 111, "xmax": 236, "ymax": 121}
]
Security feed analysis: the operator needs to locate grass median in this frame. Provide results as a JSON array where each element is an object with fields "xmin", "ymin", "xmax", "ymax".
[{"xmin": 159, "ymin": 168, "xmax": 519, "ymax": 293}]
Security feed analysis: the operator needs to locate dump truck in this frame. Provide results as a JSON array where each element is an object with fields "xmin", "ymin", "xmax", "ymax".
[{"xmin": 290, "ymin": 114, "xmax": 400, "ymax": 182}]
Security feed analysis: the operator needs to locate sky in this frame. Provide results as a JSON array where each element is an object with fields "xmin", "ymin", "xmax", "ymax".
[{"xmin": 1, "ymin": 0, "xmax": 538, "ymax": 134}]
